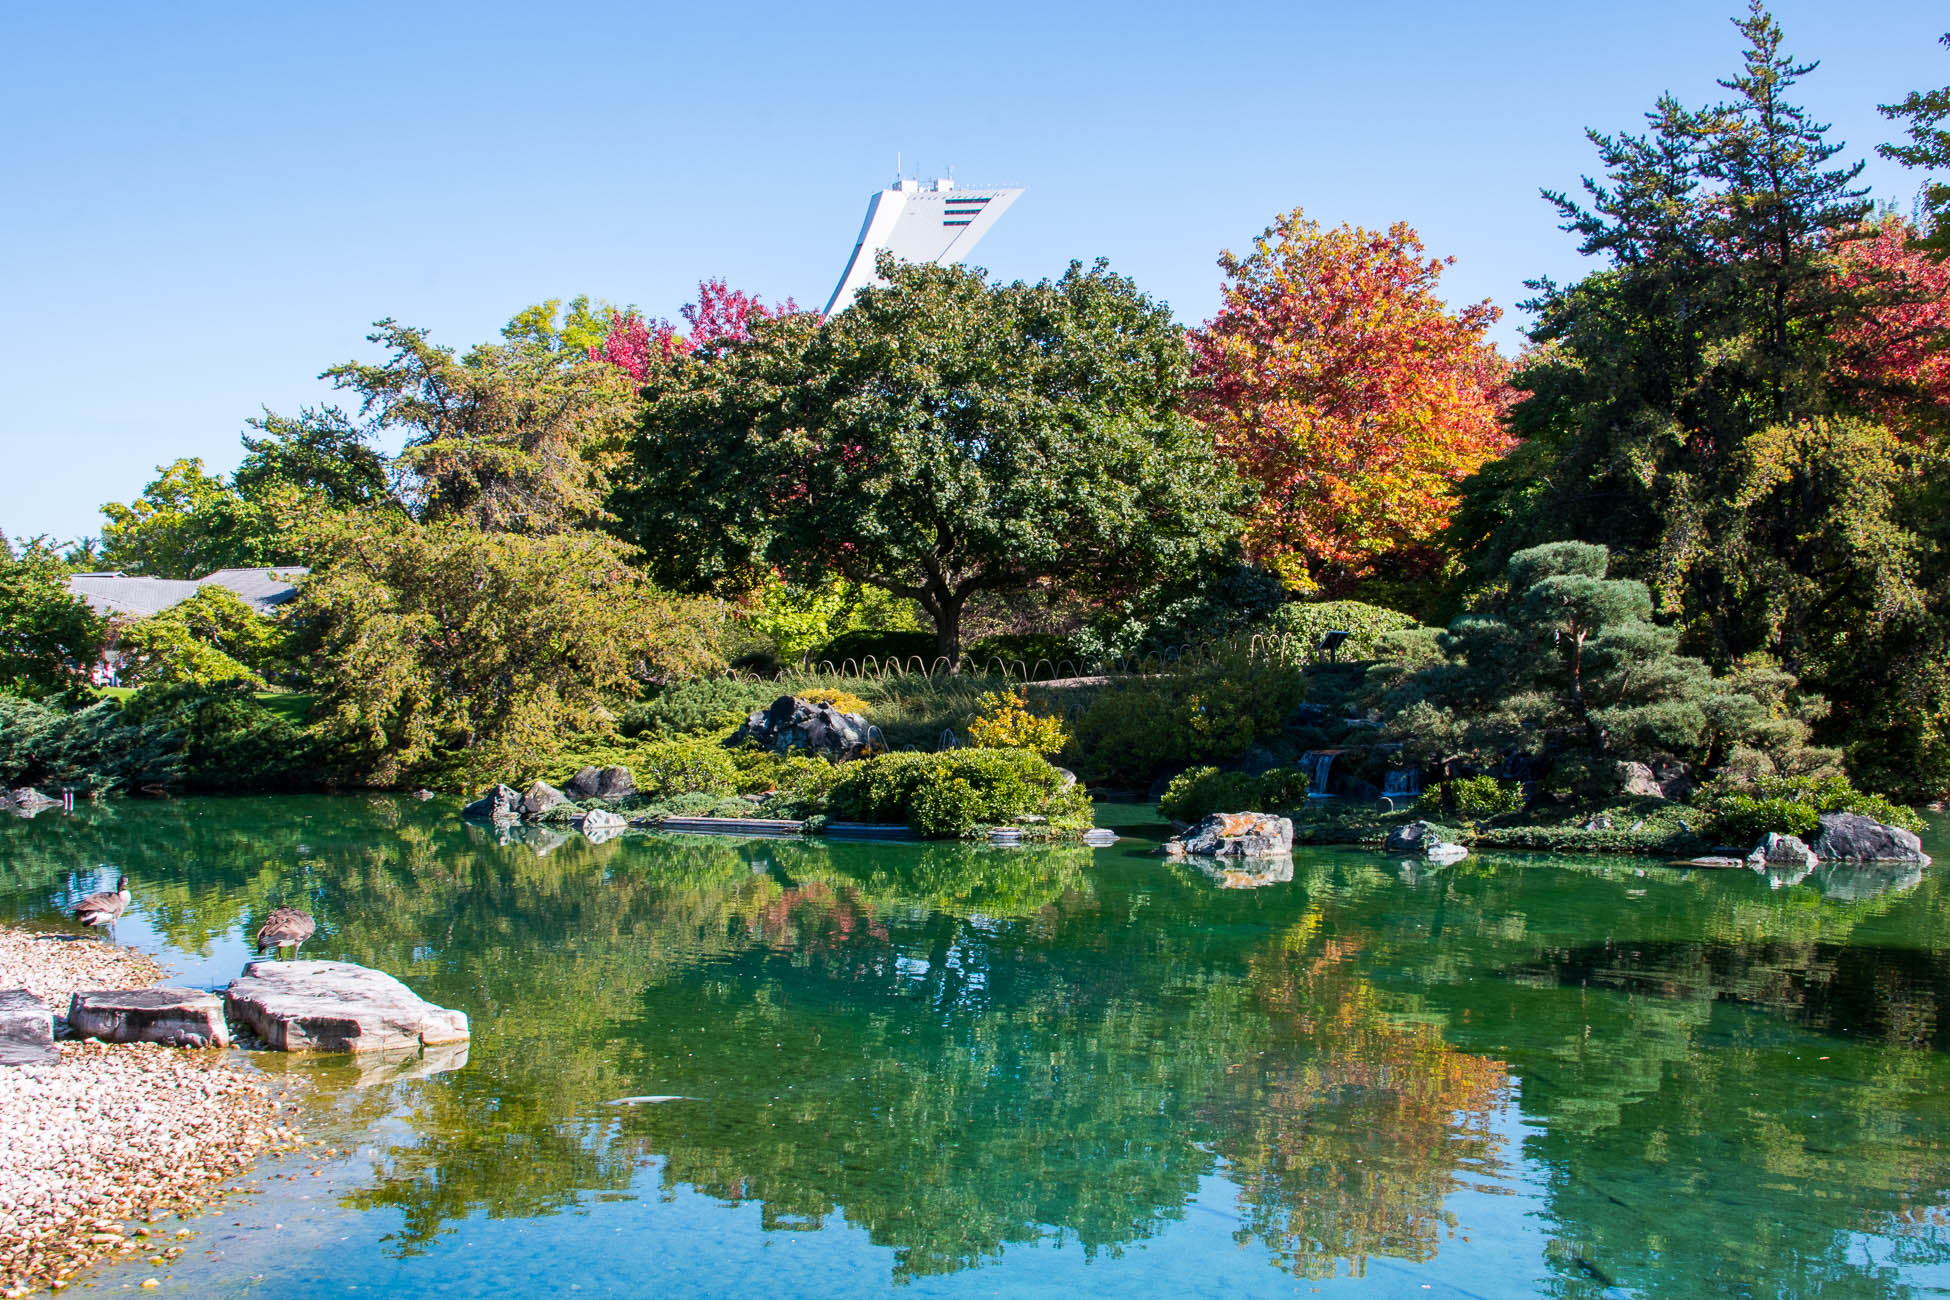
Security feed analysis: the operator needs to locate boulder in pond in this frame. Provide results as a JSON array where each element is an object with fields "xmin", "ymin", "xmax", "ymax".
[
  {"xmin": 577, "ymin": 807, "xmax": 628, "ymax": 836},
  {"xmin": 520, "ymin": 780, "xmax": 570, "ymax": 821},
  {"xmin": 1162, "ymin": 812, "xmax": 1293, "ymax": 859},
  {"xmin": 67, "ymin": 987, "xmax": 229, "ymax": 1048},
  {"xmin": 730, "ymin": 696, "xmax": 872, "ymax": 761},
  {"xmin": 1811, "ymin": 812, "xmax": 1930, "ymax": 864},
  {"xmin": 225, "ymin": 959, "xmax": 469, "ymax": 1053},
  {"xmin": 0, "ymin": 990, "xmax": 56, "ymax": 1066},
  {"xmin": 566, "ymin": 765, "xmax": 635, "ymax": 800},
  {"xmin": 1424, "ymin": 840, "xmax": 1469, "ymax": 865},
  {"xmin": 1384, "ymin": 820, "xmax": 1437, "ymax": 854},
  {"xmin": 1745, "ymin": 832, "xmax": 1818, "ymax": 869},
  {"xmin": 462, "ymin": 784, "xmax": 522, "ymax": 824}
]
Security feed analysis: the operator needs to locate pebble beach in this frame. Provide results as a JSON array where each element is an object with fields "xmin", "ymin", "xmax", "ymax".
[{"xmin": 0, "ymin": 929, "xmax": 289, "ymax": 1297}]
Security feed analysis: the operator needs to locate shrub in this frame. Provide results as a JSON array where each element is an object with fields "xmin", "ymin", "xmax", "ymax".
[
  {"xmin": 798, "ymin": 687, "xmax": 873, "ymax": 716},
  {"xmin": 622, "ymin": 677, "xmax": 781, "ymax": 738},
  {"xmin": 1267, "ymin": 601, "xmax": 1423, "ymax": 660},
  {"xmin": 0, "ymin": 696, "xmax": 182, "ymax": 794},
  {"xmin": 634, "ymin": 738, "xmax": 740, "ymax": 799},
  {"xmin": 1700, "ymin": 771, "xmax": 1922, "ymax": 844},
  {"xmin": 1158, "ymin": 765, "xmax": 1310, "ymax": 822},
  {"xmin": 120, "ymin": 682, "xmax": 317, "ymax": 791},
  {"xmin": 967, "ymin": 690, "xmax": 1071, "ymax": 756},
  {"xmin": 1071, "ymin": 651, "xmax": 1305, "ymax": 783},
  {"xmin": 827, "ymin": 748, "xmax": 1092, "ymax": 838},
  {"xmin": 1448, "ymin": 775, "xmax": 1523, "ymax": 819}
]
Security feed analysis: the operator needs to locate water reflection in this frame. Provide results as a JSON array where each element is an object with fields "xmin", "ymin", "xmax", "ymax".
[{"xmin": 1, "ymin": 799, "xmax": 1948, "ymax": 1296}]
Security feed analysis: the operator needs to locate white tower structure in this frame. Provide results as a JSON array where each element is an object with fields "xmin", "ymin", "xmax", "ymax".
[{"xmin": 823, "ymin": 177, "xmax": 1024, "ymax": 316}]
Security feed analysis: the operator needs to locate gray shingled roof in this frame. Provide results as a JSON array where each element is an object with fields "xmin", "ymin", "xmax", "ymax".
[{"xmin": 67, "ymin": 568, "xmax": 309, "ymax": 619}]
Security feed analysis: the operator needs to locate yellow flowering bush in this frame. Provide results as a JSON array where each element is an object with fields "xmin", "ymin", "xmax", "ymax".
[{"xmin": 966, "ymin": 690, "xmax": 1070, "ymax": 756}]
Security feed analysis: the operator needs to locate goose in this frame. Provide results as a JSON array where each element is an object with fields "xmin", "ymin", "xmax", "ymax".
[
  {"xmin": 254, "ymin": 906, "xmax": 316, "ymax": 956},
  {"xmin": 74, "ymin": 874, "xmax": 130, "ymax": 938}
]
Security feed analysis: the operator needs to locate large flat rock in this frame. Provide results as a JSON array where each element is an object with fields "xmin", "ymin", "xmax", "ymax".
[
  {"xmin": 224, "ymin": 960, "xmax": 469, "ymax": 1053},
  {"xmin": 68, "ymin": 987, "xmax": 230, "ymax": 1048},
  {"xmin": 0, "ymin": 989, "xmax": 57, "ymax": 1065}
]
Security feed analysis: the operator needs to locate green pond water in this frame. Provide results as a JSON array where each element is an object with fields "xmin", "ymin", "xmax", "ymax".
[{"xmin": 3, "ymin": 797, "xmax": 1949, "ymax": 1297}]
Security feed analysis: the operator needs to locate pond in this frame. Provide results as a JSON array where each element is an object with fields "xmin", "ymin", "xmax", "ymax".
[{"xmin": 3, "ymin": 796, "xmax": 1949, "ymax": 1298}]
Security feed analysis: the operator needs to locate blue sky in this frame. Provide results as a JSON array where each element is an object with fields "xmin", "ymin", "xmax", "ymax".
[{"xmin": 2, "ymin": 0, "xmax": 1945, "ymax": 545}]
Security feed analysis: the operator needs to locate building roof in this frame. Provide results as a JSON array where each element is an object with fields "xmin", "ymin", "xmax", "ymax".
[
  {"xmin": 824, "ymin": 179, "xmax": 1024, "ymax": 316},
  {"xmin": 67, "ymin": 567, "xmax": 309, "ymax": 619}
]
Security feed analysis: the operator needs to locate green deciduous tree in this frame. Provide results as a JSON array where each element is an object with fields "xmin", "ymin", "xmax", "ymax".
[
  {"xmin": 0, "ymin": 538, "xmax": 103, "ymax": 695},
  {"xmin": 620, "ymin": 258, "xmax": 1245, "ymax": 662},
  {"xmin": 292, "ymin": 520, "xmax": 723, "ymax": 787}
]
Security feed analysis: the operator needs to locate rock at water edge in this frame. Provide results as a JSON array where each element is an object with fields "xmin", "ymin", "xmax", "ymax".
[
  {"xmin": 225, "ymin": 959, "xmax": 469, "ymax": 1053},
  {"xmin": 1811, "ymin": 812, "xmax": 1931, "ymax": 864},
  {"xmin": 1745, "ymin": 832, "xmax": 1818, "ymax": 869},
  {"xmin": 0, "ymin": 989, "xmax": 56, "ymax": 1065},
  {"xmin": 462, "ymin": 784, "xmax": 522, "ymax": 823},
  {"xmin": 520, "ymin": 780, "xmax": 570, "ymax": 821},
  {"xmin": 67, "ymin": 987, "xmax": 231, "ymax": 1048},
  {"xmin": 1384, "ymin": 820, "xmax": 1436, "ymax": 854},
  {"xmin": 1162, "ymin": 812, "xmax": 1294, "ymax": 859}
]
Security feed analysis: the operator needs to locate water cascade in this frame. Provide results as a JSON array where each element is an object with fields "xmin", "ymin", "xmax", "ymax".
[
  {"xmin": 1306, "ymin": 751, "xmax": 1337, "ymax": 799},
  {"xmin": 1381, "ymin": 768, "xmax": 1421, "ymax": 799}
]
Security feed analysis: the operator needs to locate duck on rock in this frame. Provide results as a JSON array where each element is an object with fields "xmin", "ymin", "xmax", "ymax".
[
  {"xmin": 254, "ymin": 907, "xmax": 317, "ymax": 957},
  {"xmin": 74, "ymin": 874, "xmax": 131, "ymax": 940}
]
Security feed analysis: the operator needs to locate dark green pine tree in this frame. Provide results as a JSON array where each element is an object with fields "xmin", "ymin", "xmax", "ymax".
[{"xmin": 1878, "ymin": 32, "xmax": 1950, "ymax": 251}]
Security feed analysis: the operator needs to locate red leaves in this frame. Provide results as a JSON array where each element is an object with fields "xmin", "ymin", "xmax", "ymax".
[
  {"xmin": 588, "ymin": 280, "xmax": 806, "ymax": 380},
  {"xmin": 1188, "ymin": 209, "xmax": 1515, "ymax": 593},
  {"xmin": 1829, "ymin": 216, "xmax": 1950, "ymax": 436}
]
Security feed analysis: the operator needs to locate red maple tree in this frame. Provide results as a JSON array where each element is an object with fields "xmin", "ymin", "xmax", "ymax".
[
  {"xmin": 1188, "ymin": 208, "xmax": 1515, "ymax": 594},
  {"xmin": 589, "ymin": 279, "xmax": 805, "ymax": 379}
]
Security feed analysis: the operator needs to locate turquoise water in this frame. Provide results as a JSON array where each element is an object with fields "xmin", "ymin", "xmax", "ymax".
[{"xmin": 3, "ymin": 796, "xmax": 1949, "ymax": 1297}]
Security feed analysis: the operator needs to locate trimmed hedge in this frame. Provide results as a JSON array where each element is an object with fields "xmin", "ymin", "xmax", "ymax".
[
  {"xmin": 1158, "ymin": 765, "xmax": 1310, "ymax": 822},
  {"xmin": 1267, "ymin": 600, "xmax": 1423, "ymax": 660},
  {"xmin": 827, "ymin": 748, "xmax": 1093, "ymax": 838}
]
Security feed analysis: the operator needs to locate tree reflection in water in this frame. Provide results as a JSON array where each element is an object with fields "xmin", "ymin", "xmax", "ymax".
[{"xmin": 3, "ymin": 799, "xmax": 1949, "ymax": 1295}]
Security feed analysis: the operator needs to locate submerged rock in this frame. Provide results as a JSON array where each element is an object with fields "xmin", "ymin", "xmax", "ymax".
[
  {"xmin": 461, "ymin": 784, "xmax": 522, "ymax": 824},
  {"xmin": 67, "ymin": 987, "xmax": 229, "ymax": 1048},
  {"xmin": 0, "ymin": 989, "xmax": 56, "ymax": 1066},
  {"xmin": 1811, "ymin": 813, "xmax": 1931, "ymax": 864},
  {"xmin": 224, "ymin": 959, "xmax": 469, "ymax": 1053},
  {"xmin": 1162, "ymin": 812, "xmax": 1294, "ymax": 859}
]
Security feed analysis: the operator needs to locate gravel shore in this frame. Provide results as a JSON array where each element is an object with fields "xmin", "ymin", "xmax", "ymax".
[{"xmin": 0, "ymin": 929, "xmax": 293, "ymax": 1297}]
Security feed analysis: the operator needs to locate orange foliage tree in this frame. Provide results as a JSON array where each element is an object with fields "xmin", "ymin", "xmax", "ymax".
[{"xmin": 1188, "ymin": 209, "xmax": 1516, "ymax": 594}]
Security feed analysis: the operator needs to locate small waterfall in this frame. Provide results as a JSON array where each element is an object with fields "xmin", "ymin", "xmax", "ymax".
[
  {"xmin": 1381, "ymin": 767, "xmax": 1420, "ymax": 798},
  {"xmin": 1306, "ymin": 751, "xmax": 1337, "ymax": 799}
]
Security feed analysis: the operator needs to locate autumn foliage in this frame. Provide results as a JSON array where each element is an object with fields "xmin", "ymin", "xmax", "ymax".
[
  {"xmin": 589, "ymin": 279, "xmax": 803, "ymax": 380},
  {"xmin": 1830, "ymin": 215, "xmax": 1950, "ymax": 436},
  {"xmin": 1188, "ymin": 209, "xmax": 1515, "ymax": 594}
]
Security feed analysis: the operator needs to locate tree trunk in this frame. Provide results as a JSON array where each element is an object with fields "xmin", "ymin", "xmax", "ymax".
[{"xmin": 930, "ymin": 595, "xmax": 965, "ymax": 671}]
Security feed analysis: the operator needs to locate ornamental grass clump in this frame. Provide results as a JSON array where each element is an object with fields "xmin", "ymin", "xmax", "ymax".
[{"xmin": 827, "ymin": 748, "xmax": 1092, "ymax": 838}]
